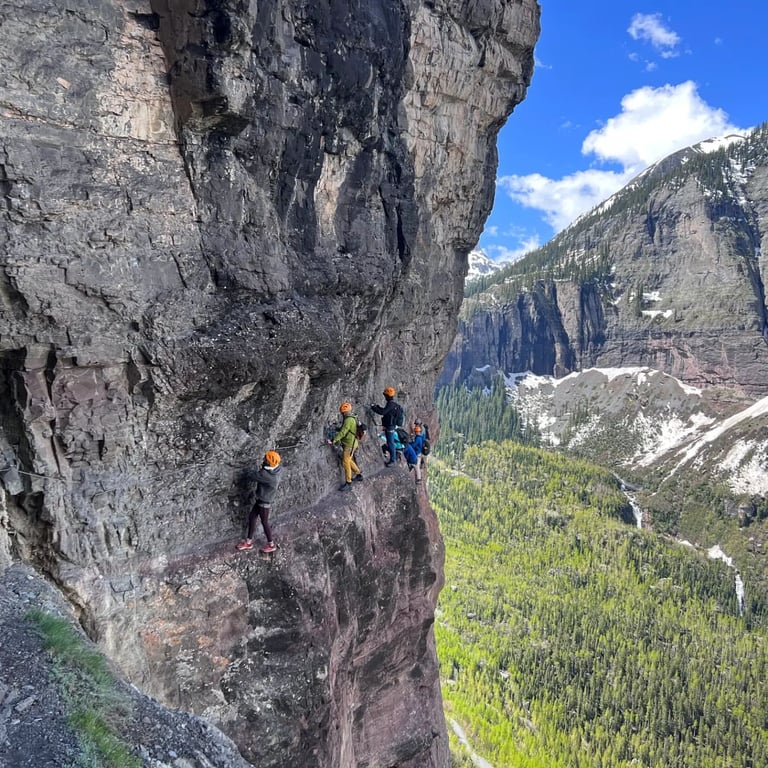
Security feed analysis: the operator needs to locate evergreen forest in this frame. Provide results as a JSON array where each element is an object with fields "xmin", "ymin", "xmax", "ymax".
[{"xmin": 432, "ymin": 387, "xmax": 768, "ymax": 768}]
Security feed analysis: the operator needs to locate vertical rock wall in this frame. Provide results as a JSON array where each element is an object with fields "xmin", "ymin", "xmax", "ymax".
[{"xmin": 0, "ymin": 1, "xmax": 540, "ymax": 765}]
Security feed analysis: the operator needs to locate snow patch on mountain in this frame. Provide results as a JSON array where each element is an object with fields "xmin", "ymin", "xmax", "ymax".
[
  {"xmin": 694, "ymin": 133, "xmax": 747, "ymax": 154},
  {"xmin": 631, "ymin": 410, "xmax": 714, "ymax": 467},
  {"xmin": 502, "ymin": 367, "xmax": 768, "ymax": 496},
  {"xmin": 719, "ymin": 440, "xmax": 768, "ymax": 495},
  {"xmin": 467, "ymin": 249, "xmax": 504, "ymax": 280},
  {"xmin": 674, "ymin": 395, "xmax": 768, "ymax": 469}
]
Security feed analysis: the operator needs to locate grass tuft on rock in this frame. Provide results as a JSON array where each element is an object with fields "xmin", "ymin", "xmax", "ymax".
[{"xmin": 26, "ymin": 609, "xmax": 140, "ymax": 768}]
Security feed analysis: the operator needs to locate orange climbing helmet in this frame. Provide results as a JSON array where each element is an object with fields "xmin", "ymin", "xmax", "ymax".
[
  {"xmin": 339, "ymin": 402, "xmax": 353, "ymax": 414},
  {"xmin": 383, "ymin": 386, "xmax": 396, "ymax": 398},
  {"xmin": 263, "ymin": 450, "xmax": 281, "ymax": 468}
]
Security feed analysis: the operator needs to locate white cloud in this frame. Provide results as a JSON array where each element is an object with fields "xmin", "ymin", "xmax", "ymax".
[
  {"xmin": 498, "ymin": 82, "xmax": 744, "ymax": 233},
  {"xmin": 628, "ymin": 51, "xmax": 657, "ymax": 71},
  {"xmin": 485, "ymin": 235, "xmax": 542, "ymax": 263},
  {"xmin": 499, "ymin": 169, "xmax": 633, "ymax": 232},
  {"xmin": 628, "ymin": 13, "xmax": 681, "ymax": 53},
  {"xmin": 582, "ymin": 81, "xmax": 740, "ymax": 173}
]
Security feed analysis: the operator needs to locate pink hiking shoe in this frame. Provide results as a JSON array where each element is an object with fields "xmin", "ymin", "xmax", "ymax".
[{"xmin": 236, "ymin": 539, "xmax": 254, "ymax": 551}]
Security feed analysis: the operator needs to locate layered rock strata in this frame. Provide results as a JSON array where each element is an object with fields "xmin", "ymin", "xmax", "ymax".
[{"xmin": 0, "ymin": 0, "xmax": 540, "ymax": 765}]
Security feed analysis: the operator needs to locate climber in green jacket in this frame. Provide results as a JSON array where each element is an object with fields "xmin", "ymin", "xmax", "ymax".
[{"xmin": 327, "ymin": 401, "xmax": 363, "ymax": 492}]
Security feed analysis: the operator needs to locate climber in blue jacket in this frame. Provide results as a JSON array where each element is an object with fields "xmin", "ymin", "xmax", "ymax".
[{"xmin": 407, "ymin": 424, "xmax": 425, "ymax": 482}]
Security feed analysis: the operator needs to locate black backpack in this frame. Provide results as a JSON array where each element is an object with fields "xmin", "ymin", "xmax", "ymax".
[
  {"xmin": 421, "ymin": 437, "xmax": 431, "ymax": 456},
  {"xmin": 392, "ymin": 401, "xmax": 405, "ymax": 427},
  {"xmin": 356, "ymin": 420, "xmax": 368, "ymax": 441},
  {"xmin": 396, "ymin": 426, "xmax": 410, "ymax": 445}
]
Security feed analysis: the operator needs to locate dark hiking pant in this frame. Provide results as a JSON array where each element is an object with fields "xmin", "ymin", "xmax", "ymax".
[
  {"xmin": 247, "ymin": 502, "xmax": 272, "ymax": 543},
  {"xmin": 385, "ymin": 428, "xmax": 397, "ymax": 464}
]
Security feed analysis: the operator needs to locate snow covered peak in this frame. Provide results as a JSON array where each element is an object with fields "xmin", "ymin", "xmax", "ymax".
[
  {"xmin": 467, "ymin": 250, "xmax": 503, "ymax": 280},
  {"xmin": 694, "ymin": 133, "xmax": 747, "ymax": 154}
]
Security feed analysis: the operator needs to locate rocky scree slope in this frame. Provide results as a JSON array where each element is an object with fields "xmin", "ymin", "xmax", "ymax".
[
  {"xmin": 443, "ymin": 126, "xmax": 768, "ymax": 397},
  {"xmin": 0, "ymin": 0, "xmax": 540, "ymax": 766},
  {"xmin": 0, "ymin": 563, "xmax": 254, "ymax": 768}
]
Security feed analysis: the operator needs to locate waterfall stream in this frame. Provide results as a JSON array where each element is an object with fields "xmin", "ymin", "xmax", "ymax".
[
  {"xmin": 707, "ymin": 544, "xmax": 745, "ymax": 615},
  {"xmin": 615, "ymin": 477, "xmax": 744, "ymax": 613}
]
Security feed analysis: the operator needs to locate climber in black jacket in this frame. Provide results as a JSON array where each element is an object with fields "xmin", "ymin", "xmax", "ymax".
[
  {"xmin": 236, "ymin": 450, "xmax": 282, "ymax": 553},
  {"xmin": 370, "ymin": 387, "xmax": 401, "ymax": 466}
]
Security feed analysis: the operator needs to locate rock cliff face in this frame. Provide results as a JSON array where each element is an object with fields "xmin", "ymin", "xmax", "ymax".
[
  {"xmin": 0, "ymin": 1, "xmax": 540, "ymax": 765},
  {"xmin": 443, "ymin": 130, "xmax": 768, "ymax": 398}
]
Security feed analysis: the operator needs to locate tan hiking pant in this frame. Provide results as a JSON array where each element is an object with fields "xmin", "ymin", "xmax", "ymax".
[{"xmin": 342, "ymin": 447, "xmax": 360, "ymax": 483}]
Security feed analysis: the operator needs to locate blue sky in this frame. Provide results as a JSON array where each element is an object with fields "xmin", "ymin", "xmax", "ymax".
[{"xmin": 478, "ymin": 1, "xmax": 768, "ymax": 262}]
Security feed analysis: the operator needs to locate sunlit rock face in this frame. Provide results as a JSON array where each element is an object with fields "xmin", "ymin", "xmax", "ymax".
[{"xmin": 0, "ymin": 0, "xmax": 540, "ymax": 765}]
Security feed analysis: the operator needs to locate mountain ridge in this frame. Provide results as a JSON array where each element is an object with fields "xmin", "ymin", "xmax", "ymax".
[
  {"xmin": 439, "ymin": 126, "xmax": 768, "ymax": 615},
  {"xmin": 466, "ymin": 249, "xmax": 507, "ymax": 281},
  {"xmin": 444, "ymin": 122, "xmax": 768, "ymax": 397}
]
